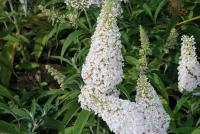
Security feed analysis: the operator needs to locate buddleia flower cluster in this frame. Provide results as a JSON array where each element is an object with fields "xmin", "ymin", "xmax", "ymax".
[
  {"xmin": 178, "ymin": 35, "xmax": 200, "ymax": 93},
  {"xmin": 77, "ymin": 0, "xmax": 170, "ymax": 133},
  {"xmin": 45, "ymin": 65, "xmax": 66, "ymax": 89},
  {"xmin": 38, "ymin": 5, "xmax": 67, "ymax": 24},
  {"xmin": 80, "ymin": 0, "xmax": 124, "ymax": 96}
]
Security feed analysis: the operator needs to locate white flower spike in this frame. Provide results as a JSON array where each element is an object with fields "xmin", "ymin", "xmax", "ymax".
[
  {"xmin": 178, "ymin": 35, "xmax": 200, "ymax": 92},
  {"xmin": 81, "ymin": 0, "xmax": 124, "ymax": 96}
]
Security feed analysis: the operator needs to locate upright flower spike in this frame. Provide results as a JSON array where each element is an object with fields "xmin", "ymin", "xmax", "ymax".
[
  {"xmin": 138, "ymin": 25, "xmax": 151, "ymax": 74},
  {"xmin": 178, "ymin": 35, "xmax": 200, "ymax": 92},
  {"xmin": 81, "ymin": 0, "xmax": 124, "ymax": 95},
  {"xmin": 135, "ymin": 26, "xmax": 170, "ymax": 133}
]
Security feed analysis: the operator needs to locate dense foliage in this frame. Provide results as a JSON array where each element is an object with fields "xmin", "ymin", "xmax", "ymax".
[{"xmin": 0, "ymin": 0, "xmax": 200, "ymax": 134}]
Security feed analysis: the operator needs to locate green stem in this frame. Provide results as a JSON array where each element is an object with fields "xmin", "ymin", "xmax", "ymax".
[{"xmin": 176, "ymin": 15, "xmax": 200, "ymax": 26}]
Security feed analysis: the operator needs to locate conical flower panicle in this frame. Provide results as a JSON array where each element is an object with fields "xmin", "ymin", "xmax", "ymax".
[
  {"xmin": 81, "ymin": 0, "xmax": 124, "ymax": 95},
  {"xmin": 135, "ymin": 26, "xmax": 170, "ymax": 133},
  {"xmin": 178, "ymin": 35, "xmax": 200, "ymax": 92}
]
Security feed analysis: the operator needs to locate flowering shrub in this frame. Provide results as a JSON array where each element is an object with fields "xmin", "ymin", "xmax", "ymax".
[{"xmin": 78, "ymin": 1, "xmax": 171, "ymax": 131}]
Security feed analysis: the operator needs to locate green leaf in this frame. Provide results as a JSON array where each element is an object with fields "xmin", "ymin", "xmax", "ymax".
[
  {"xmin": 0, "ymin": 84, "xmax": 13, "ymax": 100},
  {"xmin": 62, "ymin": 99, "xmax": 80, "ymax": 126},
  {"xmin": 11, "ymin": 108, "xmax": 30, "ymax": 120},
  {"xmin": 154, "ymin": 0, "xmax": 167, "ymax": 23},
  {"xmin": 61, "ymin": 31, "xmax": 84, "ymax": 60},
  {"xmin": 62, "ymin": 90, "xmax": 80, "ymax": 100},
  {"xmin": 0, "ymin": 120, "xmax": 21, "ymax": 134},
  {"xmin": 3, "ymin": 34, "xmax": 20, "ymax": 42},
  {"xmin": 37, "ymin": 89, "xmax": 68, "ymax": 99},
  {"xmin": 59, "ymin": 127, "xmax": 74, "ymax": 134},
  {"xmin": 73, "ymin": 109, "xmax": 91, "ymax": 134},
  {"xmin": 42, "ymin": 116, "xmax": 64, "ymax": 130},
  {"xmin": 50, "ymin": 56, "xmax": 80, "ymax": 72},
  {"xmin": 15, "ymin": 62, "xmax": 39, "ymax": 70},
  {"xmin": 125, "ymin": 56, "xmax": 138, "ymax": 65},
  {"xmin": 0, "ymin": 102, "xmax": 19, "ymax": 121},
  {"xmin": 117, "ymin": 84, "xmax": 131, "ymax": 100},
  {"xmin": 127, "ymin": 67, "xmax": 138, "ymax": 80},
  {"xmin": 173, "ymin": 95, "xmax": 189, "ymax": 113},
  {"xmin": 31, "ymin": 99, "xmax": 37, "ymax": 117},
  {"xmin": 192, "ymin": 127, "xmax": 200, "ymax": 134},
  {"xmin": 32, "ymin": 35, "xmax": 48, "ymax": 60},
  {"xmin": 43, "ymin": 95, "xmax": 57, "ymax": 112},
  {"xmin": 143, "ymin": 3, "xmax": 154, "ymax": 23},
  {"xmin": 0, "ymin": 102, "xmax": 12, "ymax": 113},
  {"xmin": 0, "ymin": 0, "xmax": 6, "ymax": 14},
  {"xmin": 0, "ymin": 44, "xmax": 15, "ymax": 87},
  {"xmin": 169, "ymin": 127, "xmax": 194, "ymax": 134}
]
